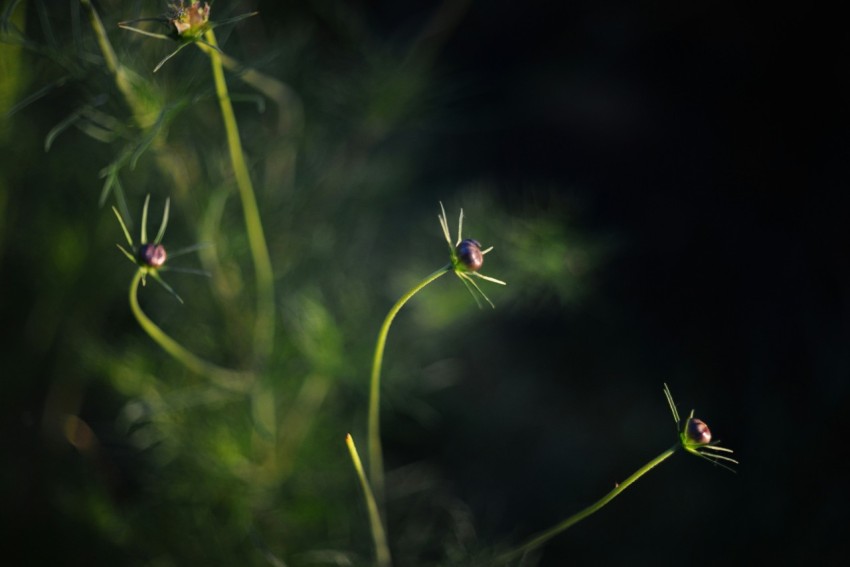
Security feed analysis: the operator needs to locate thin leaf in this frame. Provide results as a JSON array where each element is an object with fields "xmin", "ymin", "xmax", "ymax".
[
  {"xmin": 44, "ymin": 107, "xmax": 85, "ymax": 151},
  {"xmin": 141, "ymin": 194, "xmax": 151, "ymax": 244},
  {"xmin": 702, "ymin": 444, "xmax": 735, "ymax": 454},
  {"xmin": 75, "ymin": 103, "xmax": 122, "ymax": 143},
  {"xmin": 81, "ymin": 106, "xmax": 125, "ymax": 135},
  {"xmin": 196, "ymin": 37, "xmax": 222, "ymax": 55},
  {"xmin": 148, "ymin": 271, "xmax": 184, "ymax": 304},
  {"xmin": 456, "ymin": 272, "xmax": 484, "ymax": 309},
  {"xmin": 154, "ymin": 198, "xmax": 170, "ymax": 244},
  {"xmin": 113, "ymin": 177, "xmax": 130, "ymax": 222},
  {"xmin": 153, "ymin": 42, "xmax": 191, "ymax": 73},
  {"xmin": 99, "ymin": 169, "xmax": 117, "ymax": 207},
  {"xmin": 35, "ymin": 0, "xmax": 57, "ymax": 49},
  {"xmin": 691, "ymin": 450, "xmax": 738, "ymax": 473},
  {"xmin": 117, "ymin": 22, "xmax": 173, "ymax": 41},
  {"xmin": 163, "ymin": 266, "xmax": 211, "ymax": 277},
  {"xmin": 99, "ymin": 147, "xmax": 133, "ymax": 207},
  {"xmin": 438, "ymin": 202, "xmax": 452, "ymax": 248},
  {"xmin": 4, "ymin": 76, "xmax": 68, "ymax": 118},
  {"xmin": 168, "ymin": 242, "xmax": 212, "ymax": 258},
  {"xmin": 112, "ymin": 207, "xmax": 134, "ymax": 248},
  {"xmin": 461, "ymin": 272, "xmax": 496, "ymax": 308},
  {"xmin": 76, "ymin": 119, "xmax": 118, "ymax": 144},
  {"xmin": 115, "ymin": 243, "xmax": 136, "ymax": 263},
  {"xmin": 698, "ymin": 449, "xmax": 738, "ymax": 463},
  {"xmin": 209, "ymin": 12, "xmax": 259, "ymax": 29},
  {"xmin": 663, "ymin": 383, "xmax": 680, "ymax": 426},
  {"xmin": 471, "ymin": 271, "xmax": 507, "ymax": 286}
]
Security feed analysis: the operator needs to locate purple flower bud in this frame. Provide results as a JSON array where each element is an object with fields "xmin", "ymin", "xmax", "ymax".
[
  {"xmin": 138, "ymin": 243, "xmax": 167, "ymax": 268},
  {"xmin": 685, "ymin": 418, "xmax": 712, "ymax": 445},
  {"xmin": 457, "ymin": 239, "xmax": 483, "ymax": 272}
]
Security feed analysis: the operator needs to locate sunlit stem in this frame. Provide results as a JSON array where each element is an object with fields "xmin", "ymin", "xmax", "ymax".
[
  {"xmin": 346, "ymin": 434, "xmax": 392, "ymax": 567},
  {"xmin": 129, "ymin": 270, "xmax": 253, "ymax": 392},
  {"xmin": 203, "ymin": 29, "xmax": 275, "ymax": 363},
  {"xmin": 369, "ymin": 265, "xmax": 451, "ymax": 509},
  {"xmin": 497, "ymin": 445, "xmax": 679, "ymax": 564}
]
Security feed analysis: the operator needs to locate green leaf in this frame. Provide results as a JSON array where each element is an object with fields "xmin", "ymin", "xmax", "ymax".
[
  {"xmin": 149, "ymin": 270, "xmax": 184, "ymax": 304},
  {"xmin": 44, "ymin": 107, "xmax": 85, "ymax": 152},
  {"xmin": 153, "ymin": 198, "xmax": 170, "ymax": 245},
  {"xmin": 112, "ymin": 206, "xmax": 134, "ymax": 248},
  {"xmin": 141, "ymin": 194, "xmax": 151, "ymax": 244}
]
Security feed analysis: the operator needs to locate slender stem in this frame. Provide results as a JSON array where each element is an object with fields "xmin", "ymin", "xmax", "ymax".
[
  {"xmin": 82, "ymin": 0, "xmax": 155, "ymax": 129},
  {"xmin": 368, "ymin": 265, "xmax": 451, "ymax": 508},
  {"xmin": 346, "ymin": 434, "xmax": 392, "ymax": 567},
  {"xmin": 203, "ymin": 29, "xmax": 275, "ymax": 363},
  {"xmin": 497, "ymin": 444, "xmax": 679, "ymax": 564},
  {"xmin": 129, "ymin": 270, "xmax": 252, "ymax": 391}
]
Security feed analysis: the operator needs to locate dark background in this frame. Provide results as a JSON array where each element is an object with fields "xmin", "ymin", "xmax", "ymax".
[{"xmin": 2, "ymin": 0, "xmax": 847, "ymax": 564}]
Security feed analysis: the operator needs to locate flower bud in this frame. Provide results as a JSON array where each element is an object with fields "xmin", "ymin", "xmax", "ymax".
[
  {"xmin": 170, "ymin": 1, "xmax": 211, "ymax": 38},
  {"xmin": 138, "ymin": 243, "xmax": 168, "ymax": 268},
  {"xmin": 457, "ymin": 239, "xmax": 484, "ymax": 272},
  {"xmin": 685, "ymin": 418, "xmax": 711, "ymax": 446}
]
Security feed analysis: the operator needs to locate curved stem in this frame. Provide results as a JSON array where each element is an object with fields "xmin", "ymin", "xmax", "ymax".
[
  {"xmin": 497, "ymin": 444, "xmax": 679, "ymax": 564},
  {"xmin": 204, "ymin": 29, "xmax": 276, "ymax": 364},
  {"xmin": 368, "ymin": 265, "xmax": 451, "ymax": 508},
  {"xmin": 129, "ymin": 270, "xmax": 253, "ymax": 391}
]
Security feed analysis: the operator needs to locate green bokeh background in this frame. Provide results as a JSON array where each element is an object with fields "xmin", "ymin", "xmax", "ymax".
[{"xmin": 2, "ymin": 1, "xmax": 846, "ymax": 565}]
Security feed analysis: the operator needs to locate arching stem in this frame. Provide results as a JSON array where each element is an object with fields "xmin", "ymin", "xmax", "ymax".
[
  {"xmin": 497, "ymin": 445, "xmax": 679, "ymax": 564},
  {"xmin": 368, "ymin": 265, "xmax": 451, "ymax": 509},
  {"xmin": 129, "ymin": 270, "xmax": 253, "ymax": 391}
]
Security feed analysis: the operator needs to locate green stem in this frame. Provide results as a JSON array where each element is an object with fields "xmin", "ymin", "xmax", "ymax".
[
  {"xmin": 346, "ymin": 434, "xmax": 392, "ymax": 567},
  {"xmin": 129, "ymin": 270, "xmax": 252, "ymax": 391},
  {"xmin": 368, "ymin": 265, "xmax": 451, "ymax": 508},
  {"xmin": 497, "ymin": 444, "xmax": 679, "ymax": 564},
  {"xmin": 82, "ymin": 0, "xmax": 155, "ymax": 129},
  {"xmin": 203, "ymin": 30, "xmax": 275, "ymax": 363}
]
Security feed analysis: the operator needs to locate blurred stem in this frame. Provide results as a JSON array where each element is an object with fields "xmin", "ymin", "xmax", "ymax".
[
  {"xmin": 497, "ymin": 445, "xmax": 679, "ymax": 564},
  {"xmin": 346, "ymin": 434, "xmax": 392, "ymax": 567},
  {"xmin": 368, "ymin": 265, "xmax": 451, "ymax": 508},
  {"xmin": 203, "ymin": 29, "xmax": 275, "ymax": 364},
  {"xmin": 129, "ymin": 270, "xmax": 253, "ymax": 392},
  {"xmin": 81, "ymin": 0, "xmax": 154, "ymax": 129},
  {"xmin": 271, "ymin": 373, "xmax": 331, "ymax": 482}
]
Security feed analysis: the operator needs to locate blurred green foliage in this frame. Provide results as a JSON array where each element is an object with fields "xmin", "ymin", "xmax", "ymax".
[{"xmin": 1, "ymin": 1, "xmax": 592, "ymax": 564}]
